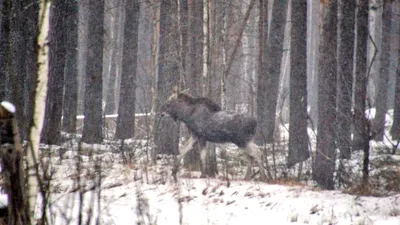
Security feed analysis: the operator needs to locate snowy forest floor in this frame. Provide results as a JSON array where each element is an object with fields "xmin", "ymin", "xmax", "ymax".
[{"xmin": 34, "ymin": 113, "xmax": 400, "ymax": 225}]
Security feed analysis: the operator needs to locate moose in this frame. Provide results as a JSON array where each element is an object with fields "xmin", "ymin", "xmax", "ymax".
[{"xmin": 160, "ymin": 86, "xmax": 267, "ymax": 180}]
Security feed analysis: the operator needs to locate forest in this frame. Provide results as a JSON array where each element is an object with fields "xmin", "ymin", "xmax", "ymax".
[{"xmin": 0, "ymin": 0, "xmax": 400, "ymax": 224}]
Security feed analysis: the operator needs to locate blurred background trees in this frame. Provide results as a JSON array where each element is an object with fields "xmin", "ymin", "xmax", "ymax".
[{"xmin": 0, "ymin": 0, "xmax": 400, "ymax": 191}]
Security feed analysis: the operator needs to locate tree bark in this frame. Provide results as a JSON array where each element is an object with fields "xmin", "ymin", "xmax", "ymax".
[
  {"xmin": 115, "ymin": 0, "xmax": 140, "ymax": 139},
  {"xmin": 391, "ymin": 18, "xmax": 400, "ymax": 140},
  {"xmin": 62, "ymin": 0, "xmax": 79, "ymax": 133},
  {"xmin": 82, "ymin": 0, "xmax": 105, "ymax": 143},
  {"xmin": 373, "ymin": 0, "xmax": 393, "ymax": 141},
  {"xmin": 153, "ymin": 0, "xmax": 180, "ymax": 155},
  {"xmin": 353, "ymin": 0, "xmax": 369, "ymax": 150},
  {"xmin": 42, "ymin": 0, "xmax": 68, "ymax": 145},
  {"xmin": 288, "ymin": 0, "xmax": 309, "ymax": 168},
  {"xmin": 256, "ymin": 0, "xmax": 287, "ymax": 144},
  {"xmin": 313, "ymin": 0, "xmax": 337, "ymax": 190},
  {"xmin": 337, "ymin": 0, "xmax": 355, "ymax": 158}
]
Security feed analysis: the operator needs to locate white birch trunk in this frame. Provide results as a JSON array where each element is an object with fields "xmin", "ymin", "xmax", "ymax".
[{"xmin": 27, "ymin": 0, "xmax": 51, "ymax": 221}]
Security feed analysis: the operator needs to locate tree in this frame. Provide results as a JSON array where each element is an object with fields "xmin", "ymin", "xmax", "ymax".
[
  {"xmin": 374, "ymin": 0, "xmax": 393, "ymax": 141},
  {"xmin": 115, "ymin": 0, "xmax": 140, "ymax": 139},
  {"xmin": 42, "ymin": 0, "xmax": 68, "ymax": 144},
  {"xmin": 183, "ymin": 0, "xmax": 202, "ymax": 167},
  {"xmin": 105, "ymin": 0, "xmax": 123, "ymax": 115},
  {"xmin": 62, "ymin": 0, "xmax": 79, "ymax": 133},
  {"xmin": 82, "ymin": 0, "xmax": 105, "ymax": 143},
  {"xmin": 313, "ymin": 0, "xmax": 337, "ymax": 190},
  {"xmin": 0, "ymin": 0, "xmax": 11, "ymax": 101},
  {"xmin": 353, "ymin": 0, "xmax": 369, "ymax": 149},
  {"xmin": 353, "ymin": 0, "xmax": 371, "ymax": 182},
  {"xmin": 153, "ymin": 0, "xmax": 179, "ymax": 156},
  {"xmin": 337, "ymin": 0, "xmax": 355, "ymax": 158},
  {"xmin": 26, "ymin": 0, "xmax": 51, "ymax": 222},
  {"xmin": 287, "ymin": 0, "xmax": 309, "ymax": 168},
  {"xmin": 9, "ymin": 0, "xmax": 27, "ymax": 139},
  {"xmin": 256, "ymin": 0, "xmax": 288, "ymax": 144},
  {"xmin": 391, "ymin": 21, "xmax": 400, "ymax": 141}
]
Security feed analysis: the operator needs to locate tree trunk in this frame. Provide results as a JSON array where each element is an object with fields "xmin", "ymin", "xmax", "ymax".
[
  {"xmin": 23, "ymin": 0, "xmax": 39, "ymax": 141},
  {"xmin": 288, "ymin": 0, "xmax": 309, "ymax": 168},
  {"xmin": 183, "ymin": 0, "xmax": 202, "ymax": 166},
  {"xmin": 26, "ymin": 1, "xmax": 51, "ymax": 222},
  {"xmin": 391, "ymin": 19, "xmax": 400, "ymax": 140},
  {"xmin": 62, "ymin": 0, "xmax": 79, "ymax": 133},
  {"xmin": 353, "ymin": 0, "xmax": 369, "ymax": 150},
  {"xmin": 337, "ymin": 0, "xmax": 355, "ymax": 158},
  {"xmin": 10, "ymin": 0, "xmax": 27, "ymax": 140},
  {"xmin": 0, "ymin": 103, "xmax": 30, "ymax": 225},
  {"xmin": 373, "ymin": 0, "xmax": 393, "ymax": 141},
  {"xmin": 82, "ymin": 0, "xmax": 105, "ymax": 143},
  {"xmin": 42, "ymin": 0, "xmax": 68, "ymax": 145},
  {"xmin": 105, "ymin": 0, "xmax": 123, "ymax": 115},
  {"xmin": 313, "ymin": 0, "xmax": 337, "ymax": 190},
  {"xmin": 153, "ymin": 0, "xmax": 180, "ymax": 156},
  {"xmin": 0, "ymin": 0, "xmax": 10, "ymax": 101},
  {"xmin": 115, "ymin": 0, "xmax": 140, "ymax": 139},
  {"xmin": 77, "ymin": 0, "xmax": 89, "ymax": 115},
  {"xmin": 256, "ymin": 0, "xmax": 287, "ymax": 144}
]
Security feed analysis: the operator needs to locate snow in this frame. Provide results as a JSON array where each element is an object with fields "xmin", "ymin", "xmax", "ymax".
[
  {"xmin": 0, "ymin": 101, "xmax": 16, "ymax": 114},
  {"xmin": 7, "ymin": 107, "xmax": 400, "ymax": 224}
]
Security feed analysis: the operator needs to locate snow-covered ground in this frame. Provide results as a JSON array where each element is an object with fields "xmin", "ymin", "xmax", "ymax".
[{"xmin": 24, "ymin": 109, "xmax": 400, "ymax": 224}]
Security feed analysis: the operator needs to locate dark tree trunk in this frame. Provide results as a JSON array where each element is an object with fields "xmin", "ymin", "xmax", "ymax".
[
  {"xmin": 77, "ymin": 0, "xmax": 89, "ymax": 115},
  {"xmin": 374, "ymin": 0, "xmax": 392, "ymax": 141},
  {"xmin": 313, "ymin": 0, "xmax": 337, "ymax": 190},
  {"xmin": 23, "ymin": 0, "xmax": 39, "ymax": 140},
  {"xmin": 82, "ymin": 0, "xmax": 105, "ymax": 143},
  {"xmin": 153, "ymin": 0, "xmax": 180, "ymax": 155},
  {"xmin": 62, "ymin": 0, "xmax": 79, "ymax": 133},
  {"xmin": 256, "ymin": 0, "xmax": 268, "ymax": 141},
  {"xmin": 337, "ymin": 0, "xmax": 355, "ymax": 158},
  {"xmin": 105, "ymin": 0, "xmax": 123, "ymax": 115},
  {"xmin": 10, "ymin": 0, "xmax": 26, "ymax": 139},
  {"xmin": 183, "ymin": 0, "xmax": 203, "ymax": 166},
  {"xmin": 42, "ymin": 0, "xmax": 68, "ymax": 145},
  {"xmin": 115, "ymin": 0, "xmax": 140, "ymax": 139},
  {"xmin": 256, "ymin": 0, "xmax": 287, "ymax": 144},
  {"xmin": 288, "ymin": 0, "xmax": 309, "ymax": 168},
  {"xmin": 0, "ymin": 0, "xmax": 10, "ymax": 101},
  {"xmin": 391, "ymin": 20, "xmax": 400, "ymax": 140},
  {"xmin": 353, "ymin": 0, "xmax": 369, "ymax": 149}
]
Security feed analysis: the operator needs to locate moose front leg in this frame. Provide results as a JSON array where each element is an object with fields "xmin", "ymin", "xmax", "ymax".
[{"xmin": 172, "ymin": 136, "xmax": 197, "ymax": 179}]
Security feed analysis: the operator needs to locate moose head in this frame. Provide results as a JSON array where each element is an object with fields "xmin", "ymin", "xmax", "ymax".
[{"xmin": 159, "ymin": 86, "xmax": 191, "ymax": 120}]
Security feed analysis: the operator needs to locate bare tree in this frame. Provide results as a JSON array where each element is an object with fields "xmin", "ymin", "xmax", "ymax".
[
  {"xmin": 337, "ymin": 0, "xmax": 355, "ymax": 158},
  {"xmin": 391, "ymin": 20, "xmax": 400, "ymax": 141},
  {"xmin": 313, "ymin": 0, "xmax": 338, "ymax": 190},
  {"xmin": 115, "ymin": 0, "xmax": 140, "ymax": 139},
  {"xmin": 353, "ymin": 0, "xmax": 369, "ymax": 150},
  {"xmin": 256, "ymin": 0, "xmax": 288, "ymax": 144},
  {"xmin": 288, "ymin": 0, "xmax": 309, "ymax": 168},
  {"xmin": 42, "ymin": 0, "xmax": 68, "ymax": 144},
  {"xmin": 63, "ymin": 0, "xmax": 79, "ymax": 133},
  {"xmin": 82, "ymin": 0, "xmax": 105, "ymax": 143},
  {"xmin": 153, "ymin": 0, "xmax": 179, "ymax": 156},
  {"xmin": 374, "ymin": 0, "xmax": 393, "ymax": 141}
]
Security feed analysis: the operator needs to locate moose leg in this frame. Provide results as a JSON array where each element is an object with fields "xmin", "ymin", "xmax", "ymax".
[
  {"xmin": 245, "ymin": 142, "xmax": 268, "ymax": 181},
  {"xmin": 172, "ymin": 136, "xmax": 197, "ymax": 178},
  {"xmin": 198, "ymin": 139, "xmax": 208, "ymax": 178}
]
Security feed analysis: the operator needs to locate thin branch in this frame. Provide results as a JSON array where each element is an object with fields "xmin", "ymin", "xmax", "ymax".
[{"xmin": 224, "ymin": 0, "xmax": 255, "ymax": 78}]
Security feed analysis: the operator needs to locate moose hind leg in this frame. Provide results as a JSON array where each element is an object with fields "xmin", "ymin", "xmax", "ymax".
[{"xmin": 244, "ymin": 142, "xmax": 268, "ymax": 181}]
